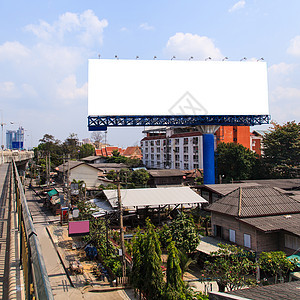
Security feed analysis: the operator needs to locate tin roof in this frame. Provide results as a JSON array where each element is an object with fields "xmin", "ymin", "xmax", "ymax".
[
  {"xmin": 103, "ymin": 186, "xmax": 207, "ymax": 208},
  {"xmin": 207, "ymin": 186, "xmax": 300, "ymax": 218},
  {"xmin": 148, "ymin": 169, "xmax": 185, "ymax": 177},
  {"xmin": 228, "ymin": 280, "xmax": 300, "ymax": 300},
  {"xmin": 240, "ymin": 213, "xmax": 300, "ymax": 236}
]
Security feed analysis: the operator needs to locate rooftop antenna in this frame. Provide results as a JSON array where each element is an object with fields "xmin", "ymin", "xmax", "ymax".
[
  {"xmin": 153, "ymin": 56, "xmax": 157, "ymax": 60},
  {"xmin": 205, "ymin": 57, "xmax": 211, "ymax": 61},
  {"xmin": 240, "ymin": 57, "xmax": 247, "ymax": 61},
  {"xmin": 115, "ymin": 55, "xmax": 119, "ymax": 60},
  {"xmin": 257, "ymin": 57, "xmax": 264, "ymax": 61},
  {"xmin": 136, "ymin": 56, "xmax": 139, "ymax": 59},
  {"xmin": 171, "ymin": 56, "xmax": 176, "ymax": 60},
  {"xmin": 189, "ymin": 56, "xmax": 194, "ymax": 60},
  {"xmin": 98, "ymin": 54, "xmax": 101, "ymax": 59},
  {"xmin": 222, "ymin": 57, "xmax": 228, "ymax": 61}
]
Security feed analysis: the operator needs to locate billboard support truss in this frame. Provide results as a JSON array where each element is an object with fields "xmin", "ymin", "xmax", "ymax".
[{"xmin": 88, "ymin": 114, "xmax": 270, "ymax": 131}]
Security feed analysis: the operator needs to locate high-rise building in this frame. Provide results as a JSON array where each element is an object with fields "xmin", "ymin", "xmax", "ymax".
[{"xmin": 6, "ymin": 127, "xmax": 24, "ymax": 150}]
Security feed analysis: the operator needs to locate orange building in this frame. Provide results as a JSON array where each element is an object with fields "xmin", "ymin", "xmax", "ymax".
[{"xmin": 216, "ymin": 126, "xmax": 250, "ymax": 149}]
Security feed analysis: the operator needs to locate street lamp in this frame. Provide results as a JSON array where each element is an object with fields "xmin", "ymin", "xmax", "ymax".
[{"xmin": 0, "ymin": 110, "xmax": 6, "ymax": 164}]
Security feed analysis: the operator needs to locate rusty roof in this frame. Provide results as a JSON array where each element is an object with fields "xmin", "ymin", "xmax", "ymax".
[{"xmin": 207, "ymin": 186, "xmax": 300, "ymax": 218}]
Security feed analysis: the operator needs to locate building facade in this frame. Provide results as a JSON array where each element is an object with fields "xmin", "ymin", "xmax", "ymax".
[
  {"xmin": 6, "ymin": 127, "xmax": 24, "ymax": 150},
  {"xmin": 140, "ymin": 126, "xmax": 254, "ymax": 170},
  {"xmin": 141, "ymin": 127, "xmax": 204, "ymax": 170}
]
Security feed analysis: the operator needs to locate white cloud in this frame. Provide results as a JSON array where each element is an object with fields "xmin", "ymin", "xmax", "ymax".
[
  {"xmin": 271, "ymin": 86, "xmax": 300, "ymax": 102},
  {"xmin": 24, "ymin": 9, "xmax": 108, "ymax": 46},
  {"xmin": 287, "ymin": 35, "xmax": 300, "ymax": 56},
  {"xmin": 120, "ymin": 27, "xmax": 128, "ymax": 32},
  {"xmin": 164, "ymin": 32, "xmax": 223, "ymax": 60},
  {"xmin": 228, "ymin": 1, "xmax": 246, "ymax": 13},
  {"xmin": 139, "ymin": 23, "xmax": 154, "ymax": 31},
  {"xmin": 268, "ymin": 62, "xmax": 295, "ymax": 75},
  {"xmin": 0, "ymin": 81, "xmax": 19, "ymax": 98},
  {"xmin": 0, "ymin": 41, "xmax": 30, "ymax": 62},
  {"xmin": 56, "ymin": 75, "xmax": 87, "ymax": 101}
]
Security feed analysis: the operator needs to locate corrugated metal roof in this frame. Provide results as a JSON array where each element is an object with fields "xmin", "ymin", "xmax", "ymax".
[
  {"xmin": 103, "ymin": 186, "xmax": 207, "ymax": 208},
  {"xmin": 207, "ymin": 186, "xmax": 300, "ymax": 217},
  {"xmin": 203, "ymin": 182, "xmax": 260, "ymax": 196},
  {"xmin": 240, "ymin": 213, "xmax": 300, "ymax": 236},
  {"xmin": 229, "ymin": 280, "xmax": 300, "ymax": 300},
  {"xmin": 241, "ymin": 179, "xmax": 300, "ymax": 190},
  {"xmin": 148, "ymin": 169, "xmax": 184, "ymax": 177}
]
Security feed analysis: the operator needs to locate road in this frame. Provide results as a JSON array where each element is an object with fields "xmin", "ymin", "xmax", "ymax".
[{"xmin": 25, "ymin": 185, "xmax": 136, "ymax": 299}]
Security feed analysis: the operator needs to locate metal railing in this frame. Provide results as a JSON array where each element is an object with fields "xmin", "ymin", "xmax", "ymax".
[{"xmin": 12, "ymin": 160, "xmax": 54, "ymax": 300}]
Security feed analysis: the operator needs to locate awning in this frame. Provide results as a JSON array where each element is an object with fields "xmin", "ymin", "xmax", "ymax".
[{"xmin": 103, "ymin": 186, "xmax": 208, "ymax": 208}]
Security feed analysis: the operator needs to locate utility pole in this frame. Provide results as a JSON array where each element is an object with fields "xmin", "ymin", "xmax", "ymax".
[{"xmin": 117, "ymin": 173, "xmax": 126, "ymax": 278}]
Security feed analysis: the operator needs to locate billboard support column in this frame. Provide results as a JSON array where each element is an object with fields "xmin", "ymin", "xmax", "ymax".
[{"xmin": 199, "ymin": 125, "xmax": 220, "ymax": 185}]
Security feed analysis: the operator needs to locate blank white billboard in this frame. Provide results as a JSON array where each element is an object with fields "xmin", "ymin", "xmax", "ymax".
[{"xmin": 88, "ymin": 59, "xmax": 269, "ymax": 116}]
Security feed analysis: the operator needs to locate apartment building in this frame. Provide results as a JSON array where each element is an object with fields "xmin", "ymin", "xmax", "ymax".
[
  {"xmin": 141, "ymin": 127, "xmax": 203, "ymax": 170},
  {"xmin": 141, "ymin": 126, "xmax": 257, "ymax": 170}
]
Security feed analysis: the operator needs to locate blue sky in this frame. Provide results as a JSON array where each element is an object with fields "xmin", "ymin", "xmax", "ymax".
[{"xmin": 0, "ymin": 0, "xmax": 299, "ymax": 148}]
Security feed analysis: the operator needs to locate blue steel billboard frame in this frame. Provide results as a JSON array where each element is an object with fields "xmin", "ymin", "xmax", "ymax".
[{"xmin": 88, "ymin": 115, "xmax": 270, "ymax": 131}]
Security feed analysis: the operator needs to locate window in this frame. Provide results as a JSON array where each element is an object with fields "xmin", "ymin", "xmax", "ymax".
[
  {"xmin": 184, "ymin": 163, "xmax": 189, "ymax": 170},
  {"xmin": 151, "ymin": 154, "xmax": 154, "ymax": 160},
  {"xmin": 193, "ymin": 155, "xmax": 198, "ymax": 162},
  {"xmin": 145, "ymin": 141, "xmax": 148, "ymax": 146},
  {"xmin": 175, "ymin": 154, "xmax": 180, "ymax": 161},
  {"xmin": 184, "ymin": 138, "xmax": 188, "ymax": 145},
  {"xmin": 285, "ymin": 234, "xmax": 300, "ymax": 250},
  {"xmin": 229, "ymin": 229, "xmax": 236, "ymax": 243},
  {"xmin": 193, "ymin": 164, "xmax": 199, "ymax": 169},
  {"xmin": 151, "ymin": 147, "xmax": 154, "ymax": 153},
  {"xmin": 163, "ymin": 140, "xmax": 166, "ymax": 146},
  {"xmin": 184, "ymin": 155, "xmax": 189, "ymax": 162},
  {"xmin": 157, "ymin": 154, "xmax": 160, "ymax": 161},
  {"xmin": 141, "ymin": 141, "xmax": 143, "ymax": 146},
  {"xmin": 175, "ymin": 139, "xmax": 179, "ymax": 145},
  {"xmin": 174, "ymin": 147, "xmax": 179, "ymax": 153},
  {"xmin": 193, "ymin": 137, "xmax": 198, "ymax": 144},
  {"xmin": 145, "ymin": 154, "xmax": 148, "ymax": 159},
  {"xmin": 156, "ymin": 140, "xmax": 160, "ymax": 146},
  {"xmin": 156, "ymin": 147, "xmax": 160, "ymax": 153},
  {"xmin": 151, "ymin": 161, "xmax": 154, "ymax": 166},
  {"xmin": 244, "ymin": 234, "xmax": 251, "ymax": 248},
  {"xmin": 193, "ymin": 146, "xmax": 198, "ymax": 152},
  {"xmin": 145, "ymin": 147, "xmax": 148, "ymax": 153},
  {"xmin": 184, "ymin": 146, "xmax": 188, "ymax": 153},
  {"xmin": 150, "ymin": 141, "xmax": 154, "ymax": 146},
  {"xmin": 175, "ymin": 162, "xmax": 180, "ymax": 169}
]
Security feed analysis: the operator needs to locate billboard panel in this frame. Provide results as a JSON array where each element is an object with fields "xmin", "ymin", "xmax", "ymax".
[{"xmin": 88, "ymin": 59, "xmax": 269, "ymax": 116}]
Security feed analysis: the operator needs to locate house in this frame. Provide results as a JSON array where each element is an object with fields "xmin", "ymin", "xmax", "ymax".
[
  {"xmin": 123, "ymin": 146, "xmax": 142, "ymax": 160},
  {"xmin": 147, "ymin": 169, "xmax": 185, "ymax": 187},
  {"xmin": 56, "ymin": 161, "xmax": 109, "ymax": 188},
  {"xmin": 209, "ymin": 280, "xmax": 300, "ymax": 300},
  {"xmin": 80, "ymin": 156, "xmax": 105, "ymax": 164},
  {"xmin": 207, "ymin": 186, "xmax": 300, "ymax": 255},
  {"xmin": 95, "ymin": 146, "xmax": 124, "ymax": 157},
  {"xmin": 92, "ymin": 163, "xmax": 128, "ymax": 174}
]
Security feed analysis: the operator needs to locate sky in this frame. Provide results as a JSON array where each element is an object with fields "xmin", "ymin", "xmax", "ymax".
[{"xmin": 0, "ymin": 0, "xmax": 300, "ymax": 149}]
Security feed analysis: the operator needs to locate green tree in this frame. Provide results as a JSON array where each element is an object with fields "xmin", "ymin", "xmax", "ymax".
[
  {"xmin": 63, "ymin": 133, "xmax": 79, "ymax": 159},
  {"xmin": 131, "ymin": 169, "xmax": 150, "ymax": 186},
  {"xmin": 131, "ymin": 220, "xmax": 164, "ymax": 299},
  {"xmin": 258, "ymin": 251, "xmax": 297, "ymax": 283},
  {"xmin": 203, "ymin": 244, "xmax": 256, "ymax": 292},
  {"xmin": 216, "ymin": 142, "xmax": 259, "ymax": 182},
  {"xmin": 263, "ymin": 121, "xmax": 300, "ymax": 178},
  {"xmin": 165, "ymin": 241, "xmax": 185, "ymax": 299},
  {"xmin": 79, "ymin": 143, "xmax": 95, "ymax": 158},
  {"xmin": 169, "ymin": 213, "xmax": 200, "ymax": 254}
]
